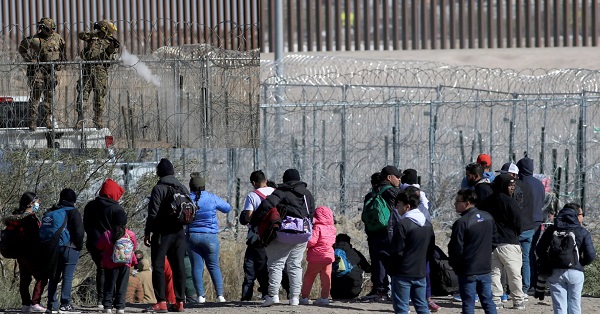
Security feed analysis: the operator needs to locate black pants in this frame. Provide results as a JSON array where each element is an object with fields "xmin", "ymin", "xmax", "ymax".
[
  {"xmin": 150, "ymin": 230, "xmax": 187, "ymax": 303},
  {"xmin": 103, "ymin": 266, "xmax": 129, "ymax": 310},
  {"xmin": 367, "ymin": 232, "xmax": 390, "ymax": 294},
  {"xmin": 88, "ymin": 245, "xmax": 105, "ymax": 304},
  {"xmin": 241, "ymin": 243, "xmax": 269, "ymax": 301}
]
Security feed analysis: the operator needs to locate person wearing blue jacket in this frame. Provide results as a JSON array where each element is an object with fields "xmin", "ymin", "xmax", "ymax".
[{"xmin": 186, "ymin": 172, "xmax": 231, "ymax": 303}]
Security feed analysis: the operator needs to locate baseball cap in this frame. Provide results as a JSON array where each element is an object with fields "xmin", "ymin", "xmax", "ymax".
[
  {"xmin": 381, "ymin": 165, "xmax": 401, "ymax": 178},
  {"xmin": 496, "ymin": 162, "xmax": 519, "ymax": 175},
  {"xmin": 476, "ymin": 154, "xmax": 492, "ymax": 167}
]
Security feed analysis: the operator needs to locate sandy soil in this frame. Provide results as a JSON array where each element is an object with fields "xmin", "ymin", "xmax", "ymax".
[{"xmin": 41, "ymin": 295, "xmax": 599, "ymax": 314}]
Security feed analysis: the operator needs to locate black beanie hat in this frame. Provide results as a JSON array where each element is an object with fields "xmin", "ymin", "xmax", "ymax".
[
  {"xmin": 401, "ymin": 169, "xmax": 418, "ymax": 185},
  {"xmin": 59, "ymin": 188, "xmax": 77, "ymax": 204},
  {"xmin": 114, "ymin": 210, "xmax": 128, "ymax": 226},
  {"xmin": 19, "ymin": 192, "xmax": 37, "ymax": 212},
  {"xmin": 282, "ymin": 168, "xmax": 300, "ymax": 183},
  {"xmin": 189, "ymin": 172, "xmax": 206, "ymax": 191},
  {"xmin": 156, "ymin": 158, "xmax": 175, "ymax": 177}
]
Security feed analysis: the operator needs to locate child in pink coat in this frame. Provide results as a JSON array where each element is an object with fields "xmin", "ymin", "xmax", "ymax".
[
  {"xmin": 96, "ymin": 211, "xmax": 138, "ymax": 313},
  {"xmin": 300, "ymin": 206, "xmax": 337, "ymax": 305}
]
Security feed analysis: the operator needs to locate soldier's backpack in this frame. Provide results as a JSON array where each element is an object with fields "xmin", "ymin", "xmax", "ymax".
[
  {"xmin": 0, "ymin": 220, "xmax": 25, "ymax": 259},
  {"xmin": 112, "ymin": 232, "xmax": 134, "ymax": 264},
  {"xmin": 333, "ymin": 248, "xmax": 354, "ymax": 277},
  {"xmin": 548, "ymin": 229, "xmax": 579, "ymax": 269},
  {"xmin": 361, "ymin": 185, "xmax": 393, "ymax": 233},
  {"xmin": 166, "ymin": 186, "xmax": 198, "ymax": 225}
]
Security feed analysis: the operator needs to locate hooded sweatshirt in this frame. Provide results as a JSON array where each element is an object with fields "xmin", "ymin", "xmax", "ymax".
[
  {"xmin": 135, "ymin": 259, "xmax": 157, "ymax": 303},
  {"xmin": 83, "ymin": 179, "xmax": 126, "ymax": 250},
  {"xmin": 517, "ymin": 157, "xmax": 545, "ymax": 226},
  {"xmin": 251, "ymin": 180, "xmax": 316, "ymax": 227},
  {"xmin": 387, "ymin": 208, "xmax": 435, "ymax": 278},
  {"xmin": 536, "ymin": 208, "xmax": 596, "ymax": 272},
  {"xmin": 145, "ymin": 175, "xmax": 189, "ymax": 235},
  {"xmin": 400, "ymin": 183, "xmax": 431, "ymax": 222},
  {"xmin": 479, "ymin": 174, "xmax": 522, "ymax": 245},
  {"xmin": 306, "ymin": 206, "xmax": 337, "ymax": 263}
]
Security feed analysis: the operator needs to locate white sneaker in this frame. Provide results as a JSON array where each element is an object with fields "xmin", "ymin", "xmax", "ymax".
[
  {"xmin": 116, "ymin": 310, "xmax": 125, "ymax": 314},
  {"xmin": 299, "ymin": 297, "xmax": 310, "ymax": 305},
  {"xmin": 30, "ymin": 305, "xmax": 46, "ymax": 313},
  {"xmin": 216, "ymin": 296, "xmax": 226, "ymax": 302},
  {"xmin": 198, "ymin": 296, "xmax": 206, "ymax": 303},
  {"xmin": 289, "ymin": 297, "xmax": 300, "ymax": 306},
  {"xmin": 21, "ymin": 305, "xmax": 30, "ymax": 313},
  {"xmin": 97, "ymin": 304, "xmax": 104, "ymax": 310},
  {"xmin": 315, "ymin": 298, "xmax": 330, "ymax": 306},
  {"xmin": 261, "ymin": 295, "xmax": 280, "ymax": 307}
]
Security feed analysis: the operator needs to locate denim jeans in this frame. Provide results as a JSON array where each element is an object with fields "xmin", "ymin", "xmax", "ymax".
[
  {"xmin": 390, "ymin": 276, "xmax": 429, "ymax": 314},
  {"xmin": 548, "ymin": 268, "xmax": 585, "ymax": 314},
  {"xmin": 519, "ymin": 228, "xmax": 536, "ymax": 292},
  {"xmin": 458, "ymin": 273, "xmax": 497, "ymax": 314},
  {"xmin": 187, "ymin": 232, "xmax": 224, "ymax": 296},
  {"xmin": 47, "ymin": 247, "xmax": 80, "ymax": 311}
]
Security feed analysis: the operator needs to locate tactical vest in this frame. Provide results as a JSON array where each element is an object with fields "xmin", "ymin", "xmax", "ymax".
[
  {"xmin": 81, "ymin": 36, "xmax": 114, "ymax": 61},
  {"xmin": 27, "ymin": 34, "xmax": 62, "ymax": 62}
]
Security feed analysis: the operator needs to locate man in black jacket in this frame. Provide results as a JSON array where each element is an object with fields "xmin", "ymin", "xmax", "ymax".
[
  {"xmin": 479, "ymin": 174, "xmax": 526, "ymax": 309},
  {"xmin": 362, "ymin": 165, "xmax": 400, "ymax": 300},
  {"xmin": 83, "ymin": 178, "xmax": 126, "ymax": 309},
  {"xmin": 144, "ymin": 159, "xmax": 189, "ymax": 313},
  {"xmin": 465, "ymin": 163, "xmax": 493, "ymax": 208},
  {"xmin": 387, "ymin": 188, "xmax": 435, "ymax": 314},
  {"xmin": 331, "ymin": 234, "xmax": 371, "ymax": 300},
  {"xmin": 449, "ymin": 189, "xmax": 498, "ymax": 314}
]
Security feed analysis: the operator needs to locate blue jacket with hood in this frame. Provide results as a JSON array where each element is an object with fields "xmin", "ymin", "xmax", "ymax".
[
  {"xmin": 187, "ymin": 191, "xmax": 231, "ymax": 234},
  {"xmin": 516, "ymin": 157, "xmax": 545, "ymax": 227},
  {"xmin": 536, "ymin": 207, "xmax": 596, "ymax": 272}
]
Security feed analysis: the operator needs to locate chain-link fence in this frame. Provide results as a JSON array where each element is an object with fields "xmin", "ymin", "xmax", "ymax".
[
  {"xmin": 256, "ymin": 55, "xmax": 600, "ymax": 227},
  {"xmin": 0, "ymin": 21, "xmax": 260, "ymax": 149}
]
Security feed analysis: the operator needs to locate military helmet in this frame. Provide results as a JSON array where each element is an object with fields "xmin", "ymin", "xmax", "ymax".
[
  {"xmin": 94, "ymin": 19, "xmax": 117, "ymax": 36},
  {"xmin": 38, "ymin": 17, "xmax": 56, "ymax": 31}
]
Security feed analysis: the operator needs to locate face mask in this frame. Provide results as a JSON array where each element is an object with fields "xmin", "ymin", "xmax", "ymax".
[{"xmin": 32, "ymin": 202, "xmax": 40, "ymax": 212}]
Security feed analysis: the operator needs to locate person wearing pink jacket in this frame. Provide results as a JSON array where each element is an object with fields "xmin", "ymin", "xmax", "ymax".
[
  {"xmin": 300, "ymin": 206, "xmax": 337, "ymax": 305},
  {"xmin": 96, "ymin": 211, "xmax": 138, "ymax": 314}
]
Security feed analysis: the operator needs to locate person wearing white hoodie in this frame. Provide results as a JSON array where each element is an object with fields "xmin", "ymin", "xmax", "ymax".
[{"xmin": 387, "ymin": 189, "xmax": 436, "ymax": 314}]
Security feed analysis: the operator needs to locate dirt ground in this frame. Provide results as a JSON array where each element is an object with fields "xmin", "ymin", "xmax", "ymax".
[{"xmin": 16, "ymin": 295, "xmax": 592, "ymax": 314}]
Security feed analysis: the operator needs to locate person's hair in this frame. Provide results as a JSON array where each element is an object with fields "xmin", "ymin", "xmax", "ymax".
[
  {"xmin": 457, "ymin": 189, "xmax": 477, "ymax": 205},
  {"xmin": 19, "ymin": 191, "xmax": 37, "ymax": 212},
  {"xmin": 134, "ymin": 250, "xmax": 144, "ymax": 259},
  {"xmin": 266, "ymin": 180, "xmax": 277, "ymax": 188},
  {"xmin": 370, "ymin": 172, "xmax": 381, "ymax": 187},
  {"xmin": 465, "ymin": 162, "xmax": 484, "ymax": 177},
  {"xmin": 250, "ymin": 170, "xmax": 266, "ymax": 184},
  {"xmin": 336, "ymin": 233, "xmax": 351, "ymax": 244},
  {"xmin": 563, "ymin": 202, "xmax": 582, "ymax": 215},
  {"xmin": 395, "ymin": 189, "xmax": 420, "ymax": 209},
  {"xmin": 111, "ymin": 225, "xmax": 126, "ymax": 243}
]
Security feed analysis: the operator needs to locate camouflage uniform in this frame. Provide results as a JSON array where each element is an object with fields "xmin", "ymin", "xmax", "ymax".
[
  {"xmin": 18, "ymin": 17, "xmax": 66, "ymax": 131},
  {"xmin": 75, "ymin": 19, "xmax": 120, "ymax": 129}
]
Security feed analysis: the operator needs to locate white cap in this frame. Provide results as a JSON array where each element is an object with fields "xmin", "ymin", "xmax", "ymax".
[{"xmin": 496, "ymin": 162, "xmax": 519, "ymax": 175}]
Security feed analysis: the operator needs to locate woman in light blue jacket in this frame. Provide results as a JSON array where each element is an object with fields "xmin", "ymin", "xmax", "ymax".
[{"xmin": 186, "ymin": 173, "xmax": 231, "ymax": 303}]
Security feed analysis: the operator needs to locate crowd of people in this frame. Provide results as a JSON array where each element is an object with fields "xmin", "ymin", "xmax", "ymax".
[{"xmin": 2, "ymin": 155, "xmax": 596, "ymax": 314}]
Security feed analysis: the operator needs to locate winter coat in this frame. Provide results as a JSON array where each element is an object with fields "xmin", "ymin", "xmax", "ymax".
[
  {"xmin": 479, "ymin": 175, "xmax": 522, "ymax": 245},
  {"xmin": 517, "ymin": 157, "xmax": 545, "ymax": 226},
  {"xmin": 83, "ymin": 178, "xmax": 126, "ymax": 251},
  {"xmin": 135, "ymin": 259, "xmax": 156, "ymax": 303},
  {"xmin": 536, "ymin": 208, "xmax": 596, "ymax": 272},
  {"xmin": 145, "ymin": 175, "xmax": 189, "ymax": 236},
  {"xmin": 47, "ymin": 201, "xmax": 85, "ymax": 251},
  {"xmin": 330, "ymin": 240, "xmax": 371, "ymax": 299},
  {"xmin": 96, "ymin": 228, "xmax": 138, "ymax": 269},
  {"xmin": 2, "ymin": 211, "xmax": 41, "ymax": 260},
  {"xmin": 387, "ymin": 209, "xmax": 435, "ymax": 278},
  {"xmin": 306, "ymin": 206, "xmax": 337, "ymax": 264},
  {"xmin": 187, "ymin": 191, "xmax": 231, "ymax": 234},
  {"xmin": 363, "ymin": 182, "xmax": 399, "ymax": 236},
  {"xmin": 251, "ymin": 180, "xmax": 315, "ymax": 226},
  {"xmin": 473, "ymin": 178, "xmax": 494, "ymax": 208}
]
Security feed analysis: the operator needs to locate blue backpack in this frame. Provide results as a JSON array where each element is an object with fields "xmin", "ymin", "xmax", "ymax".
[
  {"xmin": 333, "ymin": 248, "xmax": 353, "ymax": 277},
  {"xmin": 39, "ymin": 207, "xmax": 73, "ymax": 246}
]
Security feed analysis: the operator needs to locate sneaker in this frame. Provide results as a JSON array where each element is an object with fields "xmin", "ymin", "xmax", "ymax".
[
  {"xmin": 97, "ymin": 304, "xmax": 104, "ymax": 310},
  {"xmin": 148, "ymin": 302, "xmax": 168, "ymax": 313},
  {"xmin": 102, "ymin": 310, "xmax": 112, "ymax": 314},
  {"xmin": 197, "ymin": 296, "xmax": 205, "ymax": 304},
  {"xmin": 30, "ymin": 305, "xmax": 46, "ymax": 313},
  {"xmin": 116, "ymin": 310, "xmax": 125, "ymax": 314},
  {"xmin": 428, "ymin": 300, "xmax": 441, "ymax": 312},
  {"xmin": 261, "ymin": 295, "xmax": 280, "ymax": 307},
  {"xmin": 496, "ymin": 303, "xmax": 504, "ymax": 310},
  {"xmin": 22, "ymin": 305, "xmax": 30, "ymax": 313},
  {"xmin": 299, "ymin": 297, "xmax": 310, "ymax": 305},
  {"xmin": 524, "ymin": 296, "xmax": 529, "ymax": 302},
  {"xmin": 501, "ymin": 294, "xmax": 508, "ymax": 303},
  {"xmin": 58, "ymin": 304, "xmax": 80, "ymax": 314},
  {"xmin": 289, "ymin": 297, "xmax": 300, "ymax": 306},
  {"xmin": 169, "ymin": 302, "xmax": 184, "ymax": 312},
  {"xmin": 216, "ymin": 296, "xmax": 226, "ymax": 303},
  {"xmin": 314, "ymin": 298, "xmax": 330, "ymax": 306},
  {"xmin": 513, "ymin": 301, "xmax": 525, "ymax": 310},
  {"xmin": 452, "ymin": 294, "xmax": 462, "ymax": 302}
]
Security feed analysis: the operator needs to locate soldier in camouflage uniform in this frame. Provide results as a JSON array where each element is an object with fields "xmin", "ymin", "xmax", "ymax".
[
  {"xmin": 18, "ymin": 17, "xmax": 66, "ymax": 131},
  {"xmin": 75, "ymin": 19, "xmax": 120, "ymax": 129}
]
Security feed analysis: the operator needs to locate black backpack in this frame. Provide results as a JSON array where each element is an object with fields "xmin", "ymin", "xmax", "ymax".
[
  {"xmin": 0, "ymin": 219, "xmax": 25, "ymax": 259},
  {"xmin": 165, "ymin": 185, "xmax": 198, "ymax": 225},
  {"xmin": 430, "ymin": 246, "xmax": 459, "ymax": 296},
  {"xmin": 548, "ymin": 229, "xmax": 579, "ymax": 269}
]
